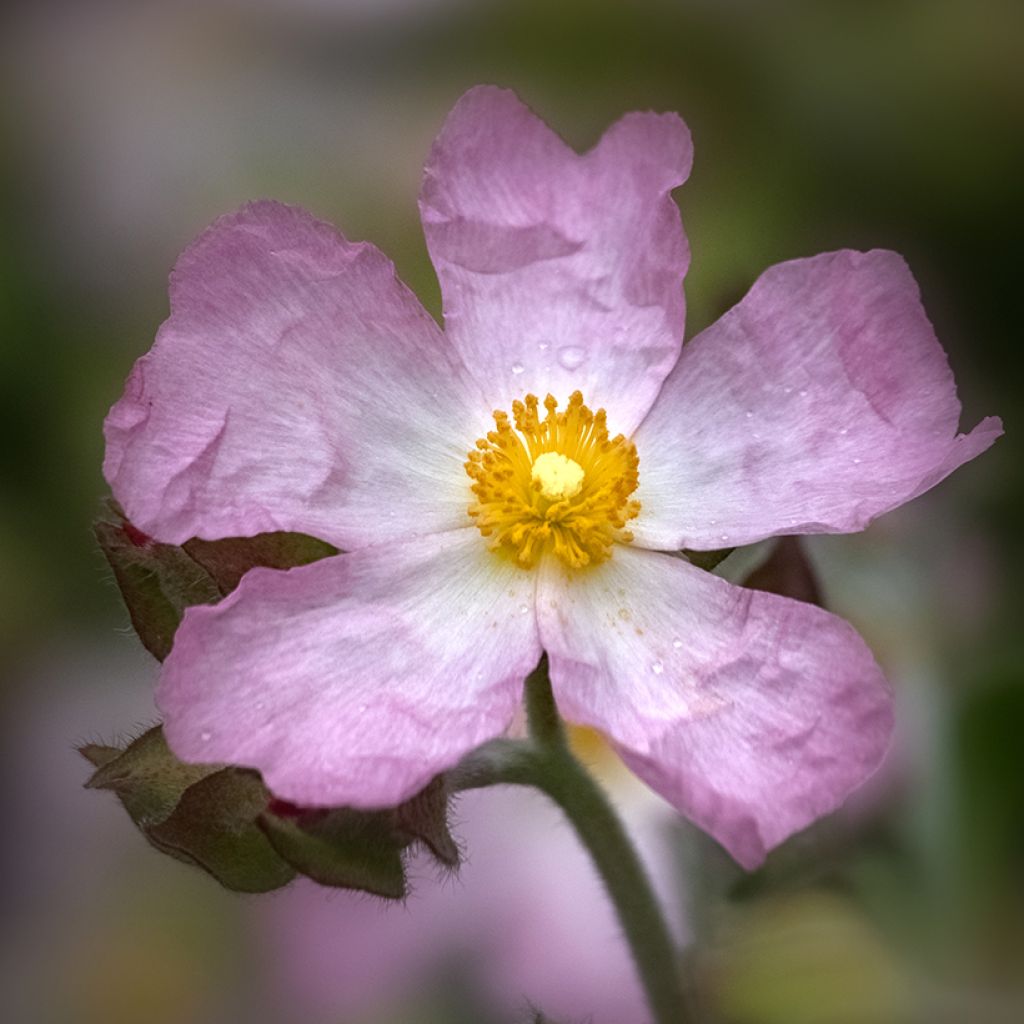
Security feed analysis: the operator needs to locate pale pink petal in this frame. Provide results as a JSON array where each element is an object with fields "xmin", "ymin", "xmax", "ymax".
[
  {"xmin": 104, "ymin": 201, "xmax": 484, "ymax": 548},
  {"xmin": 538, "ymin": 547, "xmax": 893, "ymax": 869},
  {"xmin": 631, "ymin": 250, "xmax": 1002, "ymax": 550},
  {"xmin": 420, "ymin": 85, "xmax": 692, "ymax": 433},
  {"xmin": 159, "ymin": 529, "xmax": 540, "ymax": 807}
]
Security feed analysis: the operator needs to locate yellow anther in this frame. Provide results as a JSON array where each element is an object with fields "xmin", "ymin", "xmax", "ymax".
[{"xmin": 464, "ymin": 391, "xmax": 641, "ymax": 570}]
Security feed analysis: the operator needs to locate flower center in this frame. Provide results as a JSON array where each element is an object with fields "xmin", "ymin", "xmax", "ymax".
[
  {"xmin": 531, "ymin": 451, "xmax": 585, "ymax": 501},
  {"xmin": 464, "ymin": 391, "xmax": 641, "ymax": 569}
]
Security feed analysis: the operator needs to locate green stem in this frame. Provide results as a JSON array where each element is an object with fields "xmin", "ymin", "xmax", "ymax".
[
  {"xmin": 452, "ymin": 658, "xmax": 691, "ymax": 1024},
  {"xmin": 523, "ymin": 654, "xmax": 566, "ymax": 749}
]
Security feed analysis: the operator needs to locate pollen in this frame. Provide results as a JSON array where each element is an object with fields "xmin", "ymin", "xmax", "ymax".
[{"xmin": 464, "ymin": 391, "xmax": 641, "ymax": 570}]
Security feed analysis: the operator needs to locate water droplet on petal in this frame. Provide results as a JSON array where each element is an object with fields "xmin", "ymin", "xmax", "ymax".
[
  {"xmin": 200, "ymin": 730, "xmax": 212, "ymax": 742},
  {"xmin": 745, "ymin": 411, "xmax": 753, "ymax": 419},
  {"xmin": 672, "ymin": 637, "xmax": 683, "ymax": 650},
  {"xmin": 651, "ymin": 661, "xmax": 664, "ymax": 675},
  {"xmin": 720, "ymin": 534, "xmax": 729, "ymax": 542},
  {"xmin": 511, "ymin": 362, "xmax": 525, "ymax": 375},
  {"xmin": 839, "ymin": 428, "xmax": 848, "ymax": 435},
  {"xmin": 852, "ymin": 457, "xmax": 862, "ymax": 464},
  {"xmin": 538, "ymin": 339, "xmax": 550, "ymax": 352},
  {"xmin": 518, "ymin": 604, "xmax": 529, "ymax": 615},
  {"xmin": 557, "ymin": 345, "xmax": 586, "ymax": 370},
  {"xmin": 358, "ymin": 703, "xmax": 368, "ymax": 713},
  {"xmin": 784, "ymin": 386, "xmax": 793, "ymax": 394},
  {"xmin": 799, "ymin": 389, "xmax": 808, "ymax": 398}
]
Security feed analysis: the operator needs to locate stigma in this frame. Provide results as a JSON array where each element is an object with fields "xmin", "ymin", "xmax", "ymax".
[
  {"xmin": 464, "ymin": 391, "xmax": 641, "ymax": 569},
  {"xmin": 531, "ymin": 451, "xmax": 584, "ymax": 501}
]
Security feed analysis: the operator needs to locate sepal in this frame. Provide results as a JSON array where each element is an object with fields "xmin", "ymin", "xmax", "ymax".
[
  {"xmin": 741, "ymin": 536, "xmax": 822, "ymax": 606},
  {"xmin": 683, "ymin": 547, "xmax": 735, "ymax": 572},
  {"xmin": 94, "ymin": 498, "xmax": 338, "ymax": 661},
  {"xmin": 82, "ymin": 726, "xmax": 294, "ymax": 892},
  {"xmin": 94, "ymin": 506, "xmax": 221, "ymax": 661},
  {"xmin": 182, "ymin": 530, "xmax": 337, "ymax": 593},
  {"xmin": 82, "ymin": 727, "xmax": 458, "ymax": 898},
  {"xmin": 259, "ymin": 777, "xmax": 460, "ymax": 899}
]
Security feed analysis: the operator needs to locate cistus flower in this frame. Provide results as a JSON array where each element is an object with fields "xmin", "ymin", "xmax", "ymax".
[{"xmin": 104, "ymin": 86, "xmax": 1001, "ymax": 869}]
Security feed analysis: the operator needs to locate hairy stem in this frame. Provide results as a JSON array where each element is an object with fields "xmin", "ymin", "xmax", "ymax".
[
  {"xmin": 523, "ymin": 654, "xmax": 566, "ymax": 749},
  {"xmin": 451, "ymin": 658, "xmax": 691, "ymax": 1024}
]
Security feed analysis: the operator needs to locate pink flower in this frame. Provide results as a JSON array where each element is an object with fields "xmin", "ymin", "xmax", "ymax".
[{"xmin": 104, "ymin": 86, "xmax": 1001, "ymax": 869}]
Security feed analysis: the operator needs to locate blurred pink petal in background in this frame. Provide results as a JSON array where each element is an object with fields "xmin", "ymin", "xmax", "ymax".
[{"xmin": 257, "ymin": 777, "xmax": 683, "ymax": 1024}]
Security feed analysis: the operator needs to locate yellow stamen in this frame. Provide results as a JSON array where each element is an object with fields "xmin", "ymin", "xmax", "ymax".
[{"xmin": 464, "ymin": 391, "xmax": 641, "ymax": 570}]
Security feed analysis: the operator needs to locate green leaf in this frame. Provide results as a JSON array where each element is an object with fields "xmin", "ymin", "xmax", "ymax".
[
  {"xmin": 260, "ymin": 777, "xmax": 460, "ymax": 899},
  {"xmin": 183, "ymin": 532, "xmax": 338, "ymax": 594},
  {"xmin": 81, "ymin": 726, "xmax": 295, "ymax": 892}
]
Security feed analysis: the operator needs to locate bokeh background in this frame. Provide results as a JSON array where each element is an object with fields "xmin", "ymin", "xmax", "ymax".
[{"xmin": 2, "ymin": 1, "xmax": 1022, "ymax": 1022}]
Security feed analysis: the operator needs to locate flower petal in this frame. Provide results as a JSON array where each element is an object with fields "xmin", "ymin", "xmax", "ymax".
[
  {"xmin": 159, "ymin": 529, "xmax": 540, "ymax": 807},
  {"xmin": 631, "ymin": 250, "xmax": 1002, "ymax": 550},
  {"xmin": 537, "ymin": 547, "xmax": 893, "ymax": 868},
  {"xmin": 104, "ymin": 200, "xmax": 484, "ymax": 548},
  {"xmin": 420, "ymin": 85, "xmax": 692, "ymax": 433}
]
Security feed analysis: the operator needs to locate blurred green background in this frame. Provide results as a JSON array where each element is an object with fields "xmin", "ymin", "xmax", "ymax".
[{"xmin": 2, "ymin": 1, "xmax": 1021, "ymax": 1022}]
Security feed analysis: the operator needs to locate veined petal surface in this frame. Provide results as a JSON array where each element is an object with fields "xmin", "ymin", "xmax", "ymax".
[
  {"xmin": 538, "ymin": 547, "xmax": 893, "ymax": 868},
  {"xmin": 159, "ymin": 530, "xmax": 541, "ymax": 808},
  {"xmin": 105, "ymin": 201, "xmax": 483, "ymax": 549},
  {"xmin": 420, "ymin": 85, "xmax": 692, "ymax": 433},
  {"xmin": 631, "ymin": 250, "xmax": 1002, "ymax": 550}
]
